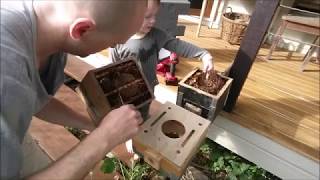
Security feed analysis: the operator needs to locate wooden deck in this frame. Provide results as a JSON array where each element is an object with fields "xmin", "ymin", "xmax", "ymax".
[{"xmin": 169, "ymin": 19, "xmax": 319, "ymax": 161}]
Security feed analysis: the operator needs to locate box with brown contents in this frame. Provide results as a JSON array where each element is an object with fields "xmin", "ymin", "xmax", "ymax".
[
  {"xmin": 177, "ymin": 68, "xmax": 233, "ymax": 121},
  {"xmin": 78, "ymin": 59, "xmax": 154, "ymax": 125}
]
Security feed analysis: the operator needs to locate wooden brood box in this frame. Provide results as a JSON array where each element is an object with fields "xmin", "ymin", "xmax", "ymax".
[
  {"xmin": 177, "ymin": 68, "xmax": 233, "ymax": 121},
  {"xmin": 133, "ymin": 102, "xmax": 210, "ymax": 177},
  {"xmin": 79, "ymin": 59, "xmax": 154, "ymax": 125}
]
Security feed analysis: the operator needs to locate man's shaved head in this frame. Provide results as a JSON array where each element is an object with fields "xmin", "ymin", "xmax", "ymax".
[
  {"xmin": 34, "ymin": 0, "xmax": 147, "ymax": 57},
  {"xmin": 88, "ymin": 1, "xmax": 147, "ymax": 33},
  {"xmin": 50, "ymin": 1, "xmax": 147, "ymax": 33}
]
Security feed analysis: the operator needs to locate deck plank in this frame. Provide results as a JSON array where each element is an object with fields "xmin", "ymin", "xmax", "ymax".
[{"xmin": 172, "ymin": 20, "xmax": 320, "ymax": 161}]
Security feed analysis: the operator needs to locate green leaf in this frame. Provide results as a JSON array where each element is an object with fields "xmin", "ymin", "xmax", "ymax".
[
  {"xmin": 239, "ymin": 173, "xmax": 251, "ymax": 180},
  {"xmin": 250, "ymin": 168, "xmax": 267, "ymax": 180},
  {"xmin": 249, "ymin": 166, "xmax": 257, "ymax": 173},
  {"xmin": 224, "ymin": 155, "xmax": 232, "ymax": 160},
  {"xmin": 227, "ymin": 173, "xmax": 238, "ymax": 180},
  {"xmin": 232, "ymin": 166, "xmax": 242, "ymax": 176},
  {"xmin": 217, "ymin": 157, "xmax": 225, "ymax": 168},
  {"xmin": 240, "ymin": 163, "xmax": 250, "ymax": 172},
  {"xmin": 225, "ymin": 165, "xmax": 233, "ymax": 173},
  {"xmin": 230, "ymin": 161, "xmax": 242, "ymax": 176},
  {"xmin": 253, "ymin": 173, "xmax": 267, "ymax": 180},
  {"xmin": 211, "ymin": 149, "xmax": 223, "ymax": 161},
  {"xmin": 100, "ymin": 157, "xmax": 116, "ymax": 174}
]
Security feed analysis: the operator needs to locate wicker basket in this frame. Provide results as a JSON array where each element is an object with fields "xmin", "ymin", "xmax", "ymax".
[{"xmin": 221, "ymin": 7, "xmax": 250, "ymax": 45}]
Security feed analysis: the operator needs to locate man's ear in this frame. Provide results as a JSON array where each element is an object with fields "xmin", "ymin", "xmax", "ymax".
[{"xmin": 69, "ymin": 18, "xmax": 96, "ymax": 40}]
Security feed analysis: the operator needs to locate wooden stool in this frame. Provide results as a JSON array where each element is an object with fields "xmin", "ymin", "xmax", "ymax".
[{"xmin": 266, "ymin": 15, "xmax": 320, "ymax": 70}]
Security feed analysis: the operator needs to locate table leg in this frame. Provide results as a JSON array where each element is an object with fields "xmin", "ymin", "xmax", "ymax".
[
  {"xmin": 300, "ymin": 36, "xmax": 319, "ymax": 71},
  {"xmin": 265, "ymin": 20, "xmax": 288, "ymax": 60},
  {"xmin": 208, "ymin": 0, "xmax": 222, "ymax": 28},
  {"xmin": 196, "ymin": 0, "xmax": 208, "ymax": 37}
]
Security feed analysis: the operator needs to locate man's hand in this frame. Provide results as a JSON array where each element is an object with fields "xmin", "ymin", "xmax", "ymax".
[
  {"xmin": 201, "ymin": 53, "xmax": 214, "ymax": 72},
  {"xmin": 98, "ymin": 105, "xmax": 143, "ymax": 148}
]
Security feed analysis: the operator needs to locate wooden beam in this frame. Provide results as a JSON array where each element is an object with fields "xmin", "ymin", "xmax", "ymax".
[{"xmin": 224, "ymin": 0, "xmax": 280, "ymax": 111}]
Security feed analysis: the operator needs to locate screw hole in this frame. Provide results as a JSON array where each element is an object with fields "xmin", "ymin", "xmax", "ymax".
[
  {"xmin": 144, "ymin": 130, "xmax": 148, "ymax": 133},
  {"xmin": 168, "ymin": 107, "xmax": 171, "ymax": 110},
  {"xmin": 176, "ymin": 150, "xmax": 181, "ymax": 154},
  {"xmin": 198, "ymin": 123, "xmax": 202, "ymax": 126}
]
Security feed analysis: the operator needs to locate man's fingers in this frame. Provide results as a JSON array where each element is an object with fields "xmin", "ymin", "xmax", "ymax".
[
  {"xmin": 124, "ymin": 104, "xmax": 143, "ymax": 125},
  {"xmin": 203, "ymin": 65, "xmax": 209, "ymax": 73},
  {"xmin": 207, "ymin": 64, "xmax": 214, "ymax": 72},
  {"xmin": 206, "ymin": 65, "xmax": 210, "ymax": 72}
]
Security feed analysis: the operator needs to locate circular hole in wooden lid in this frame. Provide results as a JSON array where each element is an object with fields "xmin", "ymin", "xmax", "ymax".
[{"xmin": 161, "ymin": 120, "xmax": 185, "ymax": 139}]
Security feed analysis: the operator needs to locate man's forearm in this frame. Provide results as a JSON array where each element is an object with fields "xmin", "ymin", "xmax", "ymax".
[
  {"xmin": 35, "ymin": 97, "xmax": 95, "ymax": 131},
  {"xmin": 27, "ymin": 127, "xmax": 111, "ymax": 180},
  {"xmin": 29, "ymin": 104, "xmax": 142, "ymax": 180}
]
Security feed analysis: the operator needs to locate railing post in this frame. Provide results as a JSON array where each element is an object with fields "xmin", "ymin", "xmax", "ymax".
[{"xmin": 224, "ymin": 0, "xmax": 280, "ymax": 112}]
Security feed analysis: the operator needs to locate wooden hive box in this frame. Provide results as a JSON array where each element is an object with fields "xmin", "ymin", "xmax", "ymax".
[
  {"xmin": 79, "ymin": 59, "xmax": 154, "ymax": 125},
  {"xmin": 133, "ymin": 101, "xmax": 211, "ymax": 177},
  {"xmin": 177, "ymin": 68, "xmax": 233, "ymax": 121}
]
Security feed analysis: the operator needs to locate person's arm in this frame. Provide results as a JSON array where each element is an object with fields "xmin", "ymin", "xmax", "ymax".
[
  {"xmin": 27, "ymin": 105, "xmax": 142, "ymax": 180},
  {"xmin": 35, "ymin": 96, "xmax": 95, "ymax": 131},
  {"xmin": 109, "ymin": 44, "xmax": 136, "ymax": 62},
  {"xmin": 154, "ymin": 28, "xmax": 214, "ymax": 71}
]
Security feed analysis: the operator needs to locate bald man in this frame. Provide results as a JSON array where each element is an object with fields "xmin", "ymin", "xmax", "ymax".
[{"xmin": 0, "ymin": 1, "xmax": 146, "ymax": 179}]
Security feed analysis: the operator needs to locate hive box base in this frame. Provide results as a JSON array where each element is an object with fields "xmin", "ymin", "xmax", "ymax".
[
  {"xmin": 177, "ymin": 68, "xmax": 233, "ymax": 121},
  {"xmin": 133, "ymin": 102, "xmax": 210, "ymax": 177}
]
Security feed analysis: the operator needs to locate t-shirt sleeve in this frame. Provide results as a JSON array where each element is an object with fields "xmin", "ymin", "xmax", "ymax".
[
  {"xmin": 109, "ymin": 45, "xmax": 137, "ymax": 62},
  {"xmin": 153, "ymin": 28, "xmax": 209, "ymax": 59}
]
